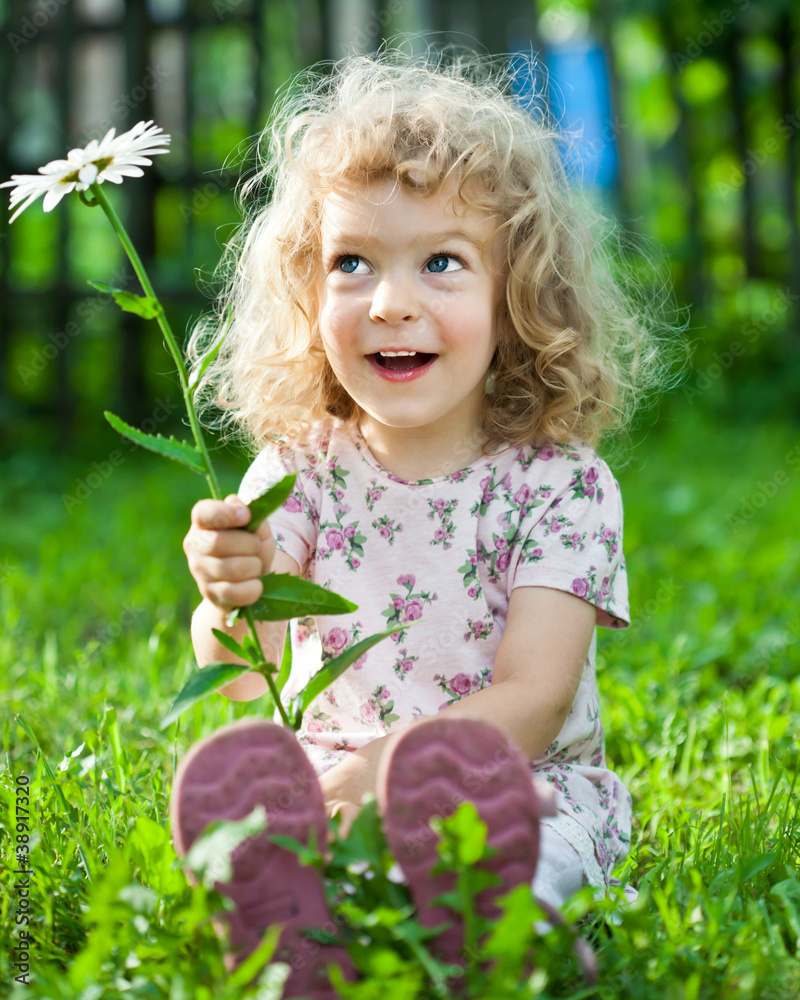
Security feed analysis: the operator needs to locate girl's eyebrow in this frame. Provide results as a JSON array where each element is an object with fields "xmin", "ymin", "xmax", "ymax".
[{"xmin": 324, "ymin": 228, "xmax": 487, "ymax": 253}]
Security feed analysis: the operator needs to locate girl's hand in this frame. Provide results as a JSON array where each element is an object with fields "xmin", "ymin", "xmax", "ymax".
[
  {"xmin": 318, "ymin": 759, "xmax": 376, "ymax": 838},
  {"xmin": 318, "ymin": 732, "xmax": 401, "ymax": 840},
  {"xmin": 324, "ymin": 799, "xmax": 362, "ymax": 842},
  {"xmin": 183, "ymin": 494, "xmax": 276, "ymax": 613}
]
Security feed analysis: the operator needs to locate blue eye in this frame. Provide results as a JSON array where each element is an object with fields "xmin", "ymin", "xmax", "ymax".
[
  {"xmin": 338, "ymin": 256, "xmax": 361, "ymax": 273},
  {"xmin": 426, "ymin": 255, "xmax": 463, "ymax": 273}
]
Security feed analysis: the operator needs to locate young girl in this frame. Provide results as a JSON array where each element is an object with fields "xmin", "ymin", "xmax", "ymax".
[{"xmin": 172, "ymin": 50, "xmax": 675, "ymax": 998}]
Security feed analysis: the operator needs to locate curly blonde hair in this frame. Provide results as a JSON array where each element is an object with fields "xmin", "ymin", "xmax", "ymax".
[{"xmin": 187, "ymin": 47, "xmax": 686, "ymax": 456}]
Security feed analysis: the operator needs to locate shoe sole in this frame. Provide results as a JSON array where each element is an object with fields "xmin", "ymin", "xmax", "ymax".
[
  {"xmin": 376, "ymin": 718, "xmax": 545, "ymax": 966},
  {"xmin": 170, "ymin": 718, "xmax": 353, "ymax": 999}
]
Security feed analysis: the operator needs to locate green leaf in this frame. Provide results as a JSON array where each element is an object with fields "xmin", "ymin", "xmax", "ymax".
[
  {"xmin": 104, "ymin": 411, "xmax": 205, "ymax": 474},
  {"xmin": 431, "ymin": 800, "xmax": 492, "ymax": 866},
  {"xmin": 244, "ymin": 475, "xmax": 296, "ymax": 534},
  {"xmin": 88, "ymin": 280, "xmax": 162, "ymax": 319},
  {"xmin": 211, "ymin": 628, "xmax": 248, "ymax": 662},
  {"xmin": 160, "ymin": 663, "xmax": 252, "ymax": 729},
  {"xmin": 238, "ymin": 634, "xmax": 277, "ymax": 677},
  {"xmin": 188, "ymin": 303, "xmax": 233, "ymax": 397},
  {"xmin": 266, "ymin": 831, "xmax": 324, "ymax": 868},
  {"xmin": 248, "ymin": 573, "xmax": 358, "ymax": 622},
  {"xmin": 299, "ymin": 623, "xmax": 407, "ymax": 714},
  {"xmin": 274, "ymin": 625, "xmax": 293, "ymax": 695},
  {"xmin": 227, "ymin": 925, "xmax": 285, "ymax": 991},
  {"xmin": 182, "ymin": 806, "xmax": 267, "ymax": 887},
  {"xmin": 481, "ymin": 884, "xmax": 542, "ymax": 962}
]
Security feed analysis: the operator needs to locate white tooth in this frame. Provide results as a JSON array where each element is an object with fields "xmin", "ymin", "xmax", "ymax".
[{"xmin": 379, "ymin": 350, "xmax": 416, "ymax": 357}]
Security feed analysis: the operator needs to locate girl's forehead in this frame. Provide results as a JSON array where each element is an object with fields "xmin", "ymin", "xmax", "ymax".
[{"xmin": 319, "ymin": 176, "xmax": 499, "ymax": 244}]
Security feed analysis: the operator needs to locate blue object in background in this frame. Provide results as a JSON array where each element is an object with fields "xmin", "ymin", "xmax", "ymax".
[{"xmin": 509, "ymin": 39, "xmax": 618, "ymax": 190}]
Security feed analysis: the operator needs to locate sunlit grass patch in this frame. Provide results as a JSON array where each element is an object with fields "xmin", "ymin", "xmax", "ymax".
[{"xmin": 2, "ymin": 411, "xmax": 800, "ymax": 997}]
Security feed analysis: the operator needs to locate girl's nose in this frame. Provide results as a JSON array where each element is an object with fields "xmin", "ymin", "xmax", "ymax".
[{"xmin": 369, "ymin": 273, "xmax": 420, "ymax": 325}]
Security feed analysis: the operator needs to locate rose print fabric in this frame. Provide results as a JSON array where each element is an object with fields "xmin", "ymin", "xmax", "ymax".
[{"xmin": 238, "ymin": 419, "xmax": 632, "ymax": 886}]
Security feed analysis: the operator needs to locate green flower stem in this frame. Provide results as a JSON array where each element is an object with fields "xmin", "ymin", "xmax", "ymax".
[
  {"xmin": 90, "ymin": 181, "xmax": 292, "ymax": 728},
  {"xmin": 89, "ymin": 181, "xmax": 221, "ymax": 501},
  {"xmin": 243, "ymin": 607, "xmax": 292, "ymax": 729},
  {"xmin": 460, "ymin": 873, "xmax": 479, "ymax": 993}
]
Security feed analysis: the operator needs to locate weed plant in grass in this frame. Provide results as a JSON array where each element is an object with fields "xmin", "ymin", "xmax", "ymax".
[{"xmin": 2, "ymin": 408, "xmax": 800, "ymax": 998}]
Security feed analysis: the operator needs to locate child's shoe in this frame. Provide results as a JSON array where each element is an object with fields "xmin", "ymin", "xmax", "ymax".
[
  {"xmin": 375, "ymin": 717, "xmax": 554, "ymax": 967},
  {"xmin": 170, "ymin": 718, "xmax": 354, "ymax": 999}
]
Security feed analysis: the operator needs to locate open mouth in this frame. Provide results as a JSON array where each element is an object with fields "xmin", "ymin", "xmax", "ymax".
[{"xmin": 371, "ymin": 352, "xmax": 436, "ymax": 372}]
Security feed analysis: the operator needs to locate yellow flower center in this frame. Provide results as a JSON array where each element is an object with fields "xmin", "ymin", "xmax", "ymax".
[{"xmin": 59, "ymin": 156, "xmax": 113, "ymax": 185}]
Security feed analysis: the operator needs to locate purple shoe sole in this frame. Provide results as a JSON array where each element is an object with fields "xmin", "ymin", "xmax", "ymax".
[
  {"xmin": 376, "ymin": 718, "xmax": 549, "ymax": 967},
  {"xmin": 170, "ymin": 718, "xmax": 354, "ymax": 999}
]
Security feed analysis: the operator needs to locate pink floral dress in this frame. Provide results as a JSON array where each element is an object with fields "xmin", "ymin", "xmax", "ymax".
[{"xmin": 238, "ymin": 418, "xmax": 632, "ymax": 887}]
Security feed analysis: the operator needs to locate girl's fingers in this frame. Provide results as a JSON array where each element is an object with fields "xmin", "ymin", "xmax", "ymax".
[
  {"xmin": 199, "ymin": 555, "xmax": 264, "ymax": 583},
  {"xmin": 186, "ymin": 527, "xmax": 259, "ymax": 558},
  {"xmin": 191, "ymin": 497, "xmax": 250, "ymax": 531},
  {"xmin": 325, "ymin": 801, "xmax": 360, "ymax": 843},
  {"xmin": 204, "ymin": 578, "xmax": 263, "ymax": 612},
  {"xmin": 185, "ymin": 495, "xmax": 275, "ymax": 602}
]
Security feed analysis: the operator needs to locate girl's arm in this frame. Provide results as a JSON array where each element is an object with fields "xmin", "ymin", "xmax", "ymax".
[
  {"xmin": 319, "ymin": 586, "xmax": 595, "ymax": 828},
  {"xmin": 183, "ymin": 495, "xmax": 301, "ymax": 701},
  {"xmin": 434, "ymin": 585, "xmax": 596, "ymax": 759}
]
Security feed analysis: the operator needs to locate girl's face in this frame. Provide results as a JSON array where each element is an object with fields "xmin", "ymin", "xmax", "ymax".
[{"xmin": 317, "ymin": 176, "xmax": 503, "ymax": 457}]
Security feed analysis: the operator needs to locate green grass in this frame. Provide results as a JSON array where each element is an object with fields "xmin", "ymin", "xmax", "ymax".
[{"xmin": 2, "ymin": 407, "xmax": 800, "ymax": 998}]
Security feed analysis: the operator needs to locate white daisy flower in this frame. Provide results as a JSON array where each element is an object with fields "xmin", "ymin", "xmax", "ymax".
[{"xmin": 1, "ymin": 120, "xmax": 171, "ymax": 223}]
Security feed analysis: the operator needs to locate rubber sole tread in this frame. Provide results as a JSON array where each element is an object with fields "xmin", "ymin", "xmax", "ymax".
[{"xmin": 170, "ymin": 718, "xmax": 354, "ymax": 1000}]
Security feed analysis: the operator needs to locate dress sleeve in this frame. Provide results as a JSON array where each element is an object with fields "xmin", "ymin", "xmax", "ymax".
[
  {"xmin": 238, "ymin": 440, "xmax": 319, "ymax": 578},
  {"xmin": 506, "ymin": 450, "xmax": 630, "ymax": 629}
]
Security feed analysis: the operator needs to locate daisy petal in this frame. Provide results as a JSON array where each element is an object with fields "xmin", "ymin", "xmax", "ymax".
[
  {"xmin": 8, "ymin": 190, "xmax": 48, "ymax": 223},
  {"xmin": 40, "ymin": 160, "xmax": 74, "ymax": 175},
  {"xmin": 0, "ymin": 174, "xmax": 36, "ymax": 188},
  {"xmin": 99, "ymin": 166, "xmax": 144, "ymax": 183},
  {"xmin": 42, "ymin": 184, "xmax": 74, "ymax": 213},
  {"xmin": 2, "ymin": 118, "xmax": 171, "ymax": 220}
]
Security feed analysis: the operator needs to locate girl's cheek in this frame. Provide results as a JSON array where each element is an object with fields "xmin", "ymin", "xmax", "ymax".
[{"xmin": 321, "ymin": 298, "xmax": 357, "ymax": 336}]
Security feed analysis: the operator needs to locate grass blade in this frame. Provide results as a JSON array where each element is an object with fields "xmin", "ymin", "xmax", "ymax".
[{"xmin": 15, "ymin": 715, "xmax": 94, "ymax": 881}]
